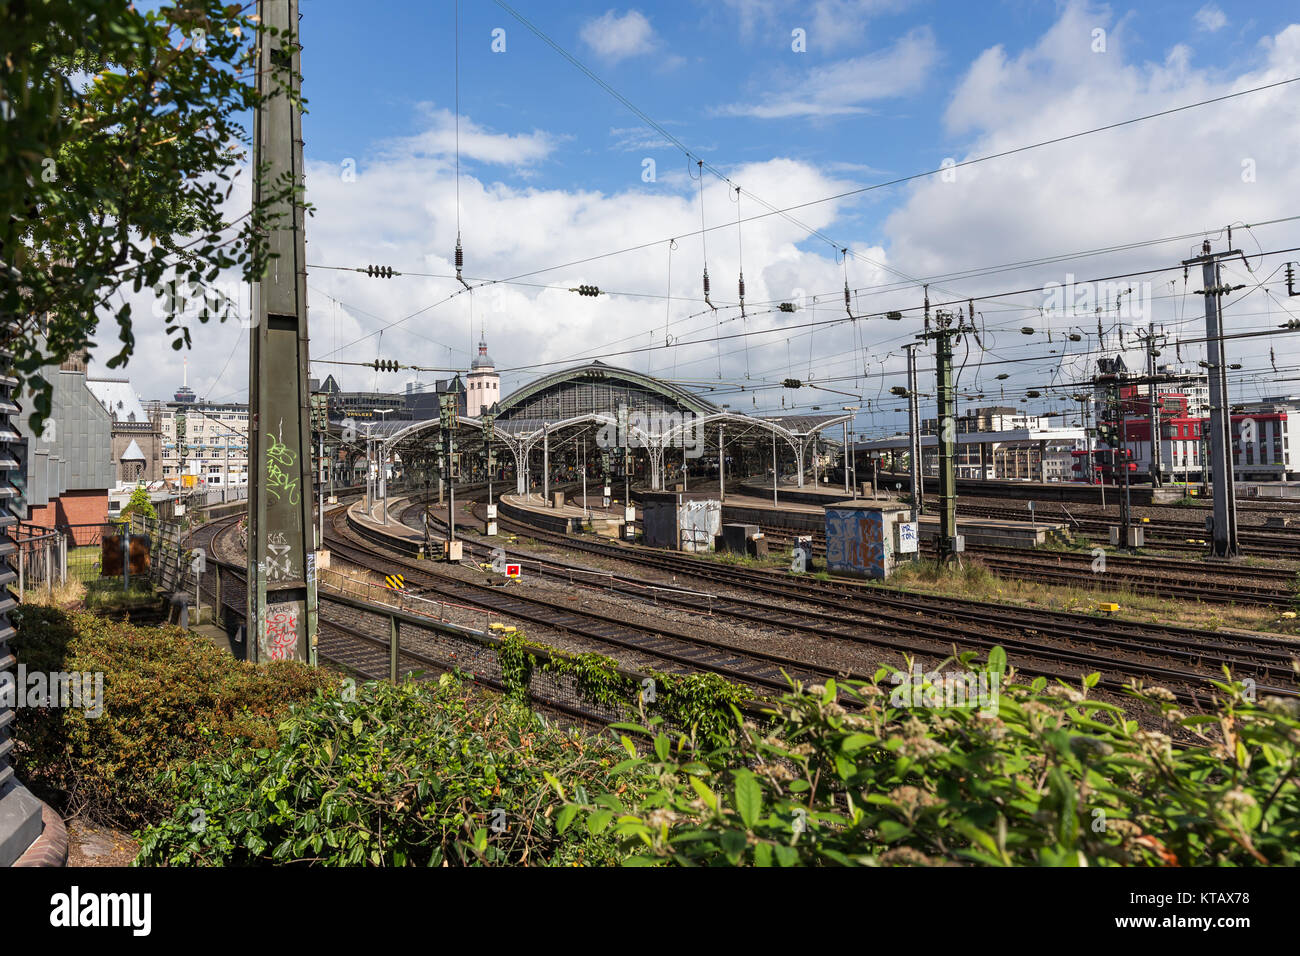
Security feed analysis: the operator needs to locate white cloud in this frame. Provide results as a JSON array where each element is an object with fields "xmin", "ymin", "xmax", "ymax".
[
  {"xmin": 719, "ymin": 0, "xmax": 912, "ymax": 51},
  {"xmin": 884, "ymin": 2, "xmax": 1300, "ymax": 402},
  {"xmin": 721, "ymin": 26, "xmax": 938, "ymax": 118},
  {"xmin": 609, "ymin": 125, "xmax": 674, "ymax": 152},
  {"xmin": 1195, "ymin": 5, "xmax": 1227, "ymax": 32},
  {"xmin": 86, "ymin": 2, "xmax": 1300, "ymax": 432},
  {"xmin": 389, "ymin": 105, "xmax": 558, "ymax": 167},
  {"xmin": 808, "ymin": 0, "xmax": 916, "ymax": 53},
  {"xmin": 580, "ymin": 10, "xmax": 658, "ymax": 63}
]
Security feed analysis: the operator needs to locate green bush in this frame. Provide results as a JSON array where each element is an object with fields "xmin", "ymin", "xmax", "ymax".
[
  {"xmin": 120, "ymin": 486, "xmax": 158, "ymax": 520},
  {"xmin": 10, "ymin": 606, "xmax": 336, "ymax": 829},
  {"xmin": 560, "ymin": 652, "xmax": 1300, "ymax": 866},
  {"xmin": 135, "ymin": 674, "xmax": 641, "ymax": 866},
  {"xmin": 497, "ymin": 631, "xmax": 752, "ymax": 740}
]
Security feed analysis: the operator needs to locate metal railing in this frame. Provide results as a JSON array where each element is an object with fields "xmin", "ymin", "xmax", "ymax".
[
  {"xmin": 11, "ymin": 526, "xmax": 66, "ymax": 602},
  {"xmin": 15, "ymin": 517, "xmax": 187, "ymax": 603}
]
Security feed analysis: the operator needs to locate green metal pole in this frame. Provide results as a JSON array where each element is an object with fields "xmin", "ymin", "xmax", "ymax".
[
  {"xmin": 247, "ymin": 0, "xmax": 317, "ymax": 664},
  {"xmin": 936, "ymin": 324, "xmax": 957, "ymax": 564}
]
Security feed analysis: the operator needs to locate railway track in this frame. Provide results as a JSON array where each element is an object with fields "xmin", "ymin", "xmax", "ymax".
[
  {"xmin": 624, "ymin": 484, "xmax": 1298, "ymax": 605},
  {"xmin": 331, "ymin": 506, "xmax": 857, "ymax": 693},
  {"xmin": 740, "ymin": 521, "xmax": 1298, "ymax": 608},
  {"xmin": 183, "ymin": 504, "xmax": 622, "ymax": 726},
  {"xmin": 951, "ymin": 502, "xmax": 1300, "ymax": 558},
  {"xmin": 366, "ymin": 493, "xmax": 1300, "ymax": 707}
]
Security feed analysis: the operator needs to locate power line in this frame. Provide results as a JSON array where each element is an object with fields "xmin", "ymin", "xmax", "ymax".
[
  {"xmin": 490, "ymin": 0, "xmax": 1300, "ymax": 306},
  {"xmin": 492, "ymin": 246, "xmax": 1300, "ymax": 375}
]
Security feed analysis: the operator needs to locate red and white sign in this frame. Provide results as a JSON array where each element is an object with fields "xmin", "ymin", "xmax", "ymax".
[{"xmin": 504, "ymin": 563, "xmax": 521, "ymax": 579}]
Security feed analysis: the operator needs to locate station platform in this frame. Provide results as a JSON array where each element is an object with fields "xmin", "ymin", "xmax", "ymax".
[
  {"xmin": 497, "ymin": 492, "xmax": 627, "ymax": 537},
  {"xmin": 719, "ymin": 493, "xmax": 838, "ymax": 534},
  {"xmin": 348, "ymin": 495, "xmax": 427, "ymax": 556},
  {"xmin": 735, "ymin": 478, "xmax": 885, "ymax": 507},
  {"xmin": 915, "ymin": 513, "xmax": 1066, "ymax": 549}
]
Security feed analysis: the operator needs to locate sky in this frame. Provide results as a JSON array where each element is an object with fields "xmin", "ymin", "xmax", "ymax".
[{"xmin": 92, "ymin": 0, "xmax": 1300, "ymax": 439}]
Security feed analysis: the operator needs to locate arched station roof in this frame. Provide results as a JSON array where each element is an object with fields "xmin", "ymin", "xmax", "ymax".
[{"xmin": 496, "ymin": 361, "xmax": 718, "ymax": 422}]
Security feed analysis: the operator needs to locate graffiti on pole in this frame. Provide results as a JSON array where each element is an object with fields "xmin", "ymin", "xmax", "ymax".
[
  {"xmin": 265, "ymin": 601, "xmax": 300, "ymax": 661},
  {"xmin": 266, "ymin": 530, "xmax": 295, "ymax": 582},
  {"xmin": 266, "ymin": 430, "xmax": 301, "ymax": 506}
]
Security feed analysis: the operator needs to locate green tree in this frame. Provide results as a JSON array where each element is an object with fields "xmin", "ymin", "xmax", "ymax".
[
  {"xmin": 1, "ymin": 0, "xmax": 303, "ymax": 432},
  {"xmin": 120, "ymin": 486, "xmax": 157, "ymax": 520}
]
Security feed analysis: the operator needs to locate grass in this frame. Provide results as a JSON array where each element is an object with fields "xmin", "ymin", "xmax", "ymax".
[
  {"xmin": 875, "ymin": 556, "xmax": 1300, "ymax": 636},
  {"xmin": 21, "ymin": 577, "xmax": 89, "ymax": 608},
  {"xmin": 67, "ymin": 544, "xmax": 104, "ymax": 584},
  {"xmin": 81, "ymin": 577, "xmax": 158, "ymax": 612},
  {"xmin": 692, "ymin": 548, "xmax": 786, "ymax": 570}
]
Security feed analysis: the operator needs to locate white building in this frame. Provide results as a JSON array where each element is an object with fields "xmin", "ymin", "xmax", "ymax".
[
  {"xmin": 156, "ymin": 397, "xmax": 250, "ymax": 488},
  {"xmin": 1153, "ymin": 365, "xmax": 1209, "ymax": 418},
  {"xmin": 466, "ymin": 335, "xmax": 500, "ymax": 416}
]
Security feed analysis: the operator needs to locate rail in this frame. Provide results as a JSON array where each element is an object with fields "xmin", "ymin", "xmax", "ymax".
[{"xmin": 186, "ymin": 550, "xmax": 690, "ymax": 727}]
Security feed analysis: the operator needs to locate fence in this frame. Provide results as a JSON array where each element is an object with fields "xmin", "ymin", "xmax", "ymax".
[
  {"xmin": 10, "ymin": 526, "xmax": 66, "ymax": 602},
  {"xmin": 125, "ymin": 515, "xmax": 187, "ymax": 592},
  {"xmin": 13, "ymin": 517, "xmax": 188, "ymax": 604}
]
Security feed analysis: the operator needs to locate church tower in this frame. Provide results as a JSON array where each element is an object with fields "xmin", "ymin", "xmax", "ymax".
[{"xmin": 466, "ymin": 332, "xmax": 499, "ymax": 416}]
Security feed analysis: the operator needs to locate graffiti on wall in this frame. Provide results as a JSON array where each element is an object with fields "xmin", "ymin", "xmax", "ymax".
[
  {"xmin": 825, "ymin": 509, "xmax": 886, "ymax": 578},
  {"xmin": 266, "ymin": 429, "xmax": 300, "ymax": 506},
  {"xmin": 265, "ymin": 601, "xmax": 300, "ymax": 661}
]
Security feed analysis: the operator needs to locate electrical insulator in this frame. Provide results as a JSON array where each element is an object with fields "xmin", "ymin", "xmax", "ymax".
[
  {"xmin": 702, "ymin": 269, "xmax": 711, "ymax": 295},
  {"xmin": 455, "ymin": 236, "xmax": 464, "ymax": 272},
  {"xmin": 1286, "ymin": 263, "xmax": 1297, "ymax": 297},
  {"xmin": 886, "ymin": 311, "xmax": 902, "ymax": 321},
  {"xmin": 778, "ymin": 302, "xmax": 795, "ymax": 313},
  {"xmin": 890, "ymin": 386, "xmax": 908, "ymax": 397},
  {"xmin": 1069, "ymin": 333, "xmax": 1082, "ymax": 341},
  {"xmin": 738, "ymin": 273, "xmax": 745, "ymax": 300},
  {"xmin": 781, "ymin": 378, "xmax": 801, "ymax": 389},
  {"xmin": 844, "ymin": 282, "xmax": 851, "ymax": 313},
  {"xmin": 365, "ymin": 265, "xmax": 395, "ymax": 278},
  {"xmin": 573, "ymin": 284, "xmax": 600, "ymax": 297}
]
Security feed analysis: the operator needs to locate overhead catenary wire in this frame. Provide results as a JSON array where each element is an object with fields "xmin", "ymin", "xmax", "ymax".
[{"xmin": 487, "ymin": 0, "xmax": 1300, "ymax": 310}]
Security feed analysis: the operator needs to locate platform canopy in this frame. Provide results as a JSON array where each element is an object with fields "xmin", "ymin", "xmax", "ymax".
[{"xmin": 358, "ymin": 360, "xmax": 855, "ymax": 495}]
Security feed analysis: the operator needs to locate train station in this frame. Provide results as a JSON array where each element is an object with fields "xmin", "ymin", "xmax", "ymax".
[{"xmin": 342, "ymin": 355, "xmax": 853, "ymax": 503}]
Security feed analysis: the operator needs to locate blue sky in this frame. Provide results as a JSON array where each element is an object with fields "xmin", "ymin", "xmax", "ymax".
[
  {"xmin": 297, "ymin": 0, "xmax": 1291, "ymax": 211},
  {"xmin": 103, "ymin": 0, "xmax": 1300, "ymax": 436}
]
